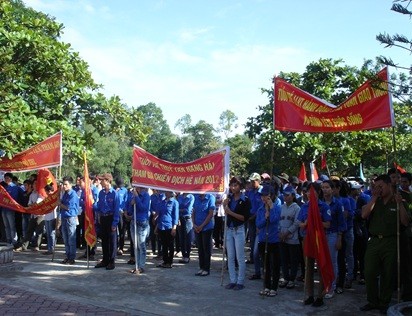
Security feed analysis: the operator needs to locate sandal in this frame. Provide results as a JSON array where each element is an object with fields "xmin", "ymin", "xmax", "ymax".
[
  {"xmin": 129, "ymin": 268, "xmax": 139, "ymax": 274},
  {"xmin": 259, "ymin": 288, "xmax": 270, "ymax": 296},
  {"xmin": 267, "ymin": 290, "xmax": 277, "ymax": 297}
]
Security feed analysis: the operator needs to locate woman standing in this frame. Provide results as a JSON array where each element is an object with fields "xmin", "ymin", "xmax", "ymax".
[
  {"xmin": 256, "ymin": 186, "xmax": 281, "ymax": 297},
  {"xmin": 193, "ymin": 193, "xmax": 216, "ymax": 276},
  {"xmin": 223, "ymin": 177, "xmax": 251, "ymax": 290}
]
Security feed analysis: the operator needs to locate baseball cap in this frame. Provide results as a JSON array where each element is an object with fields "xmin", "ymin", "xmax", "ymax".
[
  {"xmin": 348, "ymin": 181, "xmax": 363, "ymax": 190},
  {"xmin": 261, "ymin": 173, "xmax": 271, "ymax": 180},
  {"xmin": 283, "ymin": 185, "xmax": 296, "ymax": 195},
  {"xmin": 249, "ymin": 172, "xmax": 261, "ymax": 181}
]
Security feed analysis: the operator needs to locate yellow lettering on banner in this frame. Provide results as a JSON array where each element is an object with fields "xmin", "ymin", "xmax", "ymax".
[
  {"xmin": 347, "ymin": 113, "xmax": 363, "ymax": 126},
  {"xmin": 278, "ymin": 88, "xmax": 288, "ymax": 101},
  {"xmin": 321, "ymin": 118, "xmax": 333, "ymax": 127},
  {"xmin": 147, "ymin": 171, "xmax": 154, "ymax": 179},
  {"xmin": 185, "ymin": 164, "xmax": 204, "ymax": 172},
  {"xmin": 194, "ymin": 176, "xmax": 205, "ymax": 184},
  {"xmin": 159, "ymin": 163, "xmax": 173, "ymax": 172},
  {"xmin": 133, "ymin": 169, "xmax": 147, "ymax": 178},
  {"xmin": 303, "ymin": 115, "xmax": 323, "ymax": 127},
  {"xmin": 358, "ymin": 88, "xmax": 372, "ymax": 103},
  {"xmin": 371, "ymin": 81, "xmax": 388, "ymax": 98},
  {"xmin": 174, "ymin": 167, "xmax": 186, "ymax": 173},
  {"xmin": 203, "ymin": 162, "xmax": 215, "ymax": 171},
  {"xmin": 139, "ymin": 157, "xmax": 151, "ymax": 166},
  {"xmin": 185, "ymin": 177, "xmax": 193, "ymax": 184},
  {"xmin": 171, "ymin": 176, "xmax": 185, "ymax": 184},
  {"xmin": 331, "ymin": 116, "xmax": 347, "ymax": 128},
  {"xmin": 154, "ymin": 173, "xmax": 170, "ymax": 182},
  {"xmin": 341, "ymin": 96, "xmax": 358, "ymax": 109}
]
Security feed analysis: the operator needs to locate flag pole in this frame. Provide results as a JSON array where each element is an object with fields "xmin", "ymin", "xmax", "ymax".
[
  {"xmin": 133, "ymin": 202, "xmax": 139, "ymax": 275},
  {"xmin": 220, "ymin": 212, "xmax": 227, "ymax": 286},
  {"xmin": 392, "ymin": 126, "xmax": 401, "ymax": 303}
]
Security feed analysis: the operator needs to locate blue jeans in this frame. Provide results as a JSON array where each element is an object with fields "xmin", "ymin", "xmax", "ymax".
[
  {"xmin": 61, "ymin": 216, "xmax": 77, "ymax": 260},
  {"xmin": 327, "ymin": 232, "xmax": 338, "ymax": 291},
  {"xmin": 344, "ymin": 227, "xmax": 354, "ymax": 280},
  {"xmin": 45, "ymin": 219, "xmax": 56, "ymax": 252},
  {"xmin": 178, "ymin": 217, "xmax": 193, "ymax": 259},
  {"xmin": 226, "ymin": 225, "xmax": 246, "ymax": 285},
  {"xmin": 2, "ymin": 209, "xmax": 17, "ymax": 245},
  {"xmin": 130, "ymin": 220, "xmax": 150, "ymax": 269},
  {"xmin": 22, "ymin": 213, "xmax": 31, "ymax": 240}
]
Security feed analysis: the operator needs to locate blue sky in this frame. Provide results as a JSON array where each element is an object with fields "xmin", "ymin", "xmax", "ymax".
[{"xmin": 24, "ymin": 0, "xmax": 410, "ymax": 135}]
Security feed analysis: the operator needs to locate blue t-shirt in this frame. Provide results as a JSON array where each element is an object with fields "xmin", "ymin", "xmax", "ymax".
[
  {"xmin": 193, "ymin": 194, "xmax": 216, "ymax": 231},
  {"xmin": 324, "ymin": 197, "xmax": 346, "ymax": 234},
  {"xmin": 97, "ymin": 187, "xmax": 120, "ymax": 227},
  {"xmin": 256, "ymin": 201, "xmax": 281, "ymax": 243},
  {"xmin": 177, "ymin": 193, "xmax": 195, "ymax": 217},
  {"xmin": 60, "ymin": 189, "xmax": 79, "ymax": 218},
  {"xmin": 128, "ymin": 190, "xmax": 151, "ymax": 222},
  {"xmin": 157, "ymin": 197, "xmax": 179, "ymax": 230},
  {"xmin": 297, "ymin": 200, "xmax": 331, "ymax": 237},
  {"xmin": 116, "ymin": 186, "xmax": 128, "ymax": 211},
  {"xmin": 246, "ymin": 186, "xmax": 264, "ymax": 216}
]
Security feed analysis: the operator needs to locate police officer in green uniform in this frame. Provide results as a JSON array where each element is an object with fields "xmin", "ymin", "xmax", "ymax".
[{"xmin": 360, "ymin": 174, "xmax": 410, "ymax": 313}]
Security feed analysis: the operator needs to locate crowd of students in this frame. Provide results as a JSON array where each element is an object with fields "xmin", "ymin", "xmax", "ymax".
[{"xmin": 1, "ymin": 168, "xmax": 411, "ymax": 313}]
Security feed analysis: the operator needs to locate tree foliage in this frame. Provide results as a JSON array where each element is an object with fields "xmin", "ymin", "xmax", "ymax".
[{"xmin": 0, "ymin": 0, "xmax": 147, "ymax": 168}]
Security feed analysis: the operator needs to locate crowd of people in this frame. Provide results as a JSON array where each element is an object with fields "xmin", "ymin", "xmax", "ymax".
[{"xmin": 1, "ymin": 168, "xmax": 411, "ymax": 314}]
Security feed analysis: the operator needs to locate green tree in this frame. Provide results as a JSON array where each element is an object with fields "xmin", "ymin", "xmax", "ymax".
[
  {"xmin": 0, "ymin": 0, "xmax": 147, "ymax": 167},
  {"xmin": 217, "ymin": 110, "xmax": 238, "ymax": 140}
]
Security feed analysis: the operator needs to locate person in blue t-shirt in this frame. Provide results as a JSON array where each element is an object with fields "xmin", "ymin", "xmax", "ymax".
[
  {"xmin": 150, "ymin": 189, "xmax": 165, "ymax": 259},
  {"xmin": 58, "ymin": 176, "xmax": 80, "ymax": 265},
  {"xmin": 115, "ymin": 177, "xmax": 129, "ymax": 256},
  {"xmin": 257, "ymin": 185, "xmax": 281, "ymax": 297},
  {"xmin": 1, "ymin": 172, "xmax": 20, "ymax": 246},
  {"xmin": 177, "ymin": 192, "xmax": 195, "ymax": 264},
  {"xmin": 193, "ymin": 193, "xmax": 216, "ymax": 276},
  {"xmin": 297, "ymin": 182, "xmax": 331, "ymax": 308},
  {"xmin": 156, "ymin": 191, "xmax": 179, "ymax": 268},
  {"xmin": 94, "ymin": 173, "xmax": 120, "ymax": 270}
]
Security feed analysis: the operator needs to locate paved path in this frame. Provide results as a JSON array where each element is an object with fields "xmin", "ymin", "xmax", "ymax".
[{"xmin": 0, "ymin": 242, "xmax": 392, "ymax": 315}]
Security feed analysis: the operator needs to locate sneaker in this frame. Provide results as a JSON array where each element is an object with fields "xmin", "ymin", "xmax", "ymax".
[
  {"xmin": 279, "ymin": 279, "xmax": 288, "ymax": 288},
  {"xmin": 199, "ymin": 270, "xmax": 209, "ymax": 276},
  {"xmin": 312, "ymin": 298, "xmax": 324, "ymax": 307},
  {"xmin": 179, "ymin": 258, "xmax": 190, "ymax": 264},
  {"xmin": 195, "ymin": 269, "xmax": 204, "ymax": 276},
  {"xmin": 60, "ymin": 258, "xmax": 69, "ymax": 264},
  {"xmin": 266, "ymin": 290, "xmax": 277, "ymax": 297},
  {"xmin": 117, "ymin": 249, "xmax": 123, "ymax": 256},
  {"xmin": 233, "ymin": 284, "xmax": 245, "ymax": 291},
  {"xmin": 286, "ymin": 281, "xmax": 295, "ymax": 289},
  {"xmin": 225, "ymin": 283, "xmax": 236, "ymax": 290},
  {"xmin": 259, "ymin": 288, "xmax": 270, "ymax": 296},
  {"xmin": 68, "ymin": 259, "xmax": 75, "ymax": 265},
  {"xmin": 324, "ymin": 292, "xmax": 334, "ymax": 299}
]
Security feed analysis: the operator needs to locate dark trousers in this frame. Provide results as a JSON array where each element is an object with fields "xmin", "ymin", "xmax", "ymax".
[
  {"xmin": 100, "ymin": 215, "xmax": 117, "ymax": 264},
  {"xmin": 117, "ymin": 213, "xmax": 126, "ymax": 251},
  {"xmin": 178, "ymin": 217, "xmax": 193, "ymax": 258},
  {"xmin": 280, "ymin": 242, "xmax": 300, "ymax": 282},
  {"xmin": 22, "ymin": 216, "xmax": 45, "ymax": 249},
  {"xmin": 337, "ymin": 237, "xmax": 346, "ymax": 288},
  {"xmin": 76, "ymin": 213, "xmax": 85, "ymax": 249},
  {"xmin": 248, "ymin": 220, "xmax": 257, "ymax": 261},
  {"xmin": 259, "ymin": 242, "xmax": 281, "ymax": 290},
  {"xmin": 149, "ymin": 213, "xmax": 161, "ymax": 254},
  {"xmin": 213, "ymin": 215, "xmax": 224, "ymax": 248},
  {"xmin": 195, "ymin": 229, "xmax": 213, "ymax": 272},
  {"xmin": 353, "ymin": 227, "xmax": 367, "ymax": 279},
  {"xmin": 159, "ymin": 229, "xmax": 174, "ymax": 265}
]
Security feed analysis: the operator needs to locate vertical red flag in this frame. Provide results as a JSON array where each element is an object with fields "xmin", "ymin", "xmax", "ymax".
[
  {"xmin": 304, "ymin": 186, "xmax": 334, "ymax": 292},
  {"xmin": 394, "ymin": 162, "xmax": 406, "ymax": 173},
  {"xmin": 83, "ymin": 152, "xmax": 97, "ymax": 247},
  {"xmin": 37, "ymin": 168, "xmax": 57, "ymax": 198},
  {"xmin": 298, "ymin": 162, "xmax": 307, "ymax": 182},
  {"xmin": 321, "ymin": 153, "xmax": 327, "ymax": 170}
]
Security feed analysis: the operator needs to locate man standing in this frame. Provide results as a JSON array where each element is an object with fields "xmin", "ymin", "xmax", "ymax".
[
  {"xmin": 1, "ymin": 173, "xmax": 19, "ymax": 247},
  {"xmin": 95, "ymin": 173, "xmax": 120, "ymax": 270},
  {"xmin": 58, "ymin": 176, "xmax": 79, "ymax": 264},
  {"xmin": 360, "ymin": 174, "xmax": 410, "ymax": 313}
]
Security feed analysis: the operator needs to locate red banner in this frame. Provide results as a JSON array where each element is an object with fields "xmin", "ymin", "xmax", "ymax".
[
  {"xmin": 0, "ymin": 185, "xmax": 59, "ymax": 215},
  {"xmin": 0, "ymin": 132, "xmax": 62, "ymax": 172},
  {"xmin": 83, "ymin": 151, "xmax": 97, "ymax": 247},
  {"xmin": 37, "ymin": 168, "xmax": 58, "ymax": 198},
  {"xmin": 132, "ymin": 146, "xmax": 229, "ymax": 193},
  {"xmin": 274, "ymin": 68, "xmax": 394, "ymax": 132}
]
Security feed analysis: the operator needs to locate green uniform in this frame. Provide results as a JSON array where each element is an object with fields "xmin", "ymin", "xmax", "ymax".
[{"xmin": 364, "ymin": 197, "xmax": 401, "ymax": 308}]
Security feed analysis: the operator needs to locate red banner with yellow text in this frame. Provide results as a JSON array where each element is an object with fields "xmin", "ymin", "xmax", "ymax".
[
  {"xmin": 0, "ymin": 185, "xmax": 59, "ymax": 215},
  {"xmin": 274, "ymin": 68, "xmax": 394, "ymax": 132},
  {"xmin": 132, "ymin": 146, "xmax": 229, "ymax": 194},
  {"xmin": 0, "ymin": 132, "xmax": 62, "ymax": 172}
]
